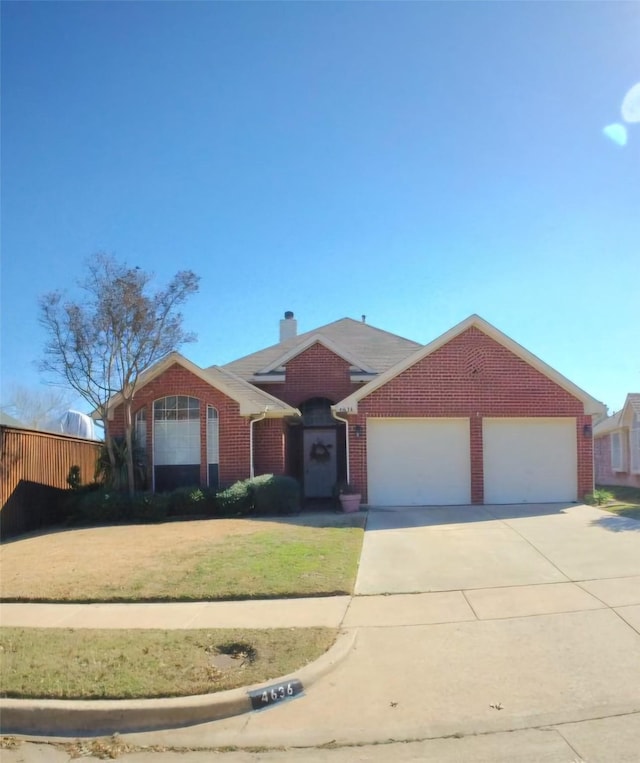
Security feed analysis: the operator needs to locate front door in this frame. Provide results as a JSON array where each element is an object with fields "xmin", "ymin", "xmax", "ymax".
[{"xmin": 303, "ymin": 428, "xmax": 337, "ymax": 498}]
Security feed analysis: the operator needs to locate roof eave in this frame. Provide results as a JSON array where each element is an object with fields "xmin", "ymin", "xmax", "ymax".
[{"xmin": 334, "ymin": 314, "xmax": 607, "ymax": 417}]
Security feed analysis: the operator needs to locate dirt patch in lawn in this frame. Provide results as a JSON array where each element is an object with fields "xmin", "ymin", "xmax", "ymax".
[{"xmin": 0, "ymin": 626, "xmax": 336, "ymax": 699}]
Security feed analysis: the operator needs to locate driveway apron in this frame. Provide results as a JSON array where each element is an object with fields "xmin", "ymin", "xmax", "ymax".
[{"xmin": 354, "ymin": 503, "xmax": 640, "ymax": 595}]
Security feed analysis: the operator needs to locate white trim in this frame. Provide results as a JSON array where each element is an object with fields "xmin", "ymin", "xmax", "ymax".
[
  {"xmin": 334, "ymin": 315, "xmax": 606, "ymax": 416},
  {"xmin": 102, "ymin": 351, "xmax": 298, "ymax": 420}
]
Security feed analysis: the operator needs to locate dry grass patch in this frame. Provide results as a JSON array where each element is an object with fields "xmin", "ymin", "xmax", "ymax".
[
  {"xmin": 0, "ymin": 517, "xmax": 364, "ymax": 601},
  {"xmin": 0, "ymin": 626, "xmax": 336, "ymax": 699}
]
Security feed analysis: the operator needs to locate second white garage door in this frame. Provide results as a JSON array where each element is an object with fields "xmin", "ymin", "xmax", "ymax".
[
  {"xmin": 483, "ymin": 417, "xmax": 577, "ymax": 503},
  {"xmin": 367, "ymin": 418, "xmax": 471, "ymax": 506}
]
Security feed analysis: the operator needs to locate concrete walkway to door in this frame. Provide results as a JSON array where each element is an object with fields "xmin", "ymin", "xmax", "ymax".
[{"xmin": 355, "ymin": 502, "xmax": 640, "ymax": 596}]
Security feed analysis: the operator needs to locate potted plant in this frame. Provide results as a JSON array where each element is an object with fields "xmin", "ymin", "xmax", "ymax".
[{"xmin": 336, "ymin": 482, "xmax": 361, "ymax": 513}]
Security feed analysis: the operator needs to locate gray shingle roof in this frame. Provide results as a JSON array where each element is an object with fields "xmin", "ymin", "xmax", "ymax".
[
  {"xmin": 593, "ymin": 394, "xmax": 640, "ymax": 436},
  {"xmin": 205, "ymin": 366, "xmax": 299, "ymax": 416},
  {"xmin": 218, "ymin": 317, "xmax": 422, "ymax": 380}
]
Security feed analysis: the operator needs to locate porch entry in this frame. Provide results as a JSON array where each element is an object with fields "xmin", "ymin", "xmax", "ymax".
[
  {"xmin": 295, "ymin": 397, "xmax": 346, "ymax": 500},
  {"xmin": 303, "ymin": 429, "xmax": 337, "ymax": 498}
]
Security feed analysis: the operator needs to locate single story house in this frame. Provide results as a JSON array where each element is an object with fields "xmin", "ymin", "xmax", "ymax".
[
  {"xmin": 104, "ymin": 312, "xmax": 605, "ymax": 505},
  {"xmin": 594, "ymin": 394, "xmax": 640, "ymax": 488}
]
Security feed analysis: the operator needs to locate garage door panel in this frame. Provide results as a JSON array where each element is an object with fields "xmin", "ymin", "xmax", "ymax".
[
  {"xmin": 367, "ymin": 419, "xmax": 470, "ymax": 506},
  {"xmin": 483, "ymin": 418, "xmax": 577, "ymax": 504}
]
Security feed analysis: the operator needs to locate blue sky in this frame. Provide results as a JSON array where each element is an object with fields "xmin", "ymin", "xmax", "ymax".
[{"xmin": 1, "ymin": 1, "xmax": 638, "ymax": 416}]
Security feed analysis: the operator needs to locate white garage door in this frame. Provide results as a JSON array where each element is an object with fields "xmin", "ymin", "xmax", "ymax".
[
  {"xmin": 483, "ymin": 418, "xmax": 577, "ymax": 504},
  {"xmin": 367, "ymin": 418, "xmax": 471, "ymax": 506}
]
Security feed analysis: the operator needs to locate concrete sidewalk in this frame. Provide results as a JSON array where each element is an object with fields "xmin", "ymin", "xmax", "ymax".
[
  {"xmin": 0, "ymin": 596, "xmax": 351, "ymax": 630},
  {"xmin": 3, "ymin": 503, "xmax": 640, "ymax": 761}
]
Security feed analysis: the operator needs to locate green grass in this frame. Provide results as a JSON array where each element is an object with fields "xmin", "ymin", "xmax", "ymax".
[
  {"xmin": 153, "ymin": 529, "xmax": 363, "ymax": 601},
  {"xmin": 594, "ymin": 485, "xmax": 640, "ymax": 521},
  {"xmin": 0, "ymin": 627, "xmax": 336, "ymax": 699},
  {"xmin": 0, "ymin": 522, "xmax": 365, "ymax": 602}
]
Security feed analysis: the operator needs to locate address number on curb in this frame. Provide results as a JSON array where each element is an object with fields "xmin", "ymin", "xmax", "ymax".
[{"xmin": 248, "ymin": 679, "xmax": 303, "ymax": 710}]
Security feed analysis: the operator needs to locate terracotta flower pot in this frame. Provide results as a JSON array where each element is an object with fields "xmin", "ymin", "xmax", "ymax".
[{"xmin": 339, "ymin": 493, "xmax": 361, "ymax": 513}]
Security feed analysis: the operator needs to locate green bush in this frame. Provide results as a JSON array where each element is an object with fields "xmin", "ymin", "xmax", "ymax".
[
  {"xmin": 130, "ymin": 492, "xmax": 170, "ymax": 523},
  {"xmin": 585, "ymin": 488, "xmax": 615, "ymax": 506},
  {"xmin": 213, "ymin": 475, "xmax": 301, "ymax": 517},
  {"xmin": 66, "ymin": 465, "xmax": 82, "ymax": 490},
  {"xmin": 167, "ymin": 487, "xmax": 215, "ymax": 517},
  {"xmin": 251, "ymin": 474, "xmax": 301, "ymax": 516},
  {"xmin": 73, "ymin": 488, "xmax": 130, "ymax": 525},
  {"xmin": 214, "ymin": 479, "xmax": 254, "ymax": 517},
  {"xmin": 64, "ymin": 482, "xmax": 102, "ymax": 522}
]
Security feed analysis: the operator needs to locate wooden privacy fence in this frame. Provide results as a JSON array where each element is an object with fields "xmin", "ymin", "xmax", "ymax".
[{"xmin": 0, "ymin": 425, "xmax": 101, "ymax": 539}]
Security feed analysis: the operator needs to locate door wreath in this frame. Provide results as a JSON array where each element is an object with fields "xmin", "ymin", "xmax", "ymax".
[{"xmin": 309, "ymin": 441, "xmax": 332, "ymax": 463}]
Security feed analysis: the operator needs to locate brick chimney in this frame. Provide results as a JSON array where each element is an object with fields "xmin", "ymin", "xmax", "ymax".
[{"xmin": 279, "ymin": 311, "xmax": 297, "ymax": 342}]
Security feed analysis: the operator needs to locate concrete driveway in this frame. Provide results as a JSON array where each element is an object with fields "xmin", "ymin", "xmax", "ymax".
[
  {"xmin": 355, "ymin": 502, "xmax": 640, "ymax": 595},
  {"xmin": 6, "ymin": 503, "xmax": 640, "ymax": 760}
]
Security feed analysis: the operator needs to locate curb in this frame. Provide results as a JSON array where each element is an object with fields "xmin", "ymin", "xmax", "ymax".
[{"xmin": 0, "ymin": 628, "xmax": 357, "ymax": 737}]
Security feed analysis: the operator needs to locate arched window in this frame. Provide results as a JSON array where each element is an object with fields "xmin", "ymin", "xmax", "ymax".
[
  {"xmin": 300, "ymin": 397, "xmax": 335, "ymax": 427},
  {"xmin": 207, "ymin": 405, "xmax": 219, "ymax": 488},
  {"xmin": 134, "ymin": 408, "xmax": 146, "ymax": 455},
  {"xmin": 153, "ymin": 396, "xmax": 200, "ymax": 491}
]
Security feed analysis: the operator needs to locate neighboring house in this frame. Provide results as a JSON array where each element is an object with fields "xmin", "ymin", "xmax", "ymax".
[
  {"xmin": 594, "ymin": 394, "xmax": 640, "ymax": 488},
  {"xmin": 104, "ymin": 312, "xmax": 605, "ymax": 506},
  {"xmin": 0, "ymin": 411, "xmax": 24, "ymax": 428}
]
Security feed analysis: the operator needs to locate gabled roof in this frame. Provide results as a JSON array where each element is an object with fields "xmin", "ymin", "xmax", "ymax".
[
  {"xmin": 219, "ymin": 317, "xmax": 421, "ymax": 381},
  {"xmin": 334, "ymin": 314, "xmax": 607, "ymax": 416},
  {"xmin": 257, "ymin": 333, "xmax": 377, "ymax": 375},
  {"xmin": 594, "ymin": 393, "xmax": 640, "ymax": 436},
  {"xmin": 102, "ymin": 352, "xmax": 299, "ymax": 420}
]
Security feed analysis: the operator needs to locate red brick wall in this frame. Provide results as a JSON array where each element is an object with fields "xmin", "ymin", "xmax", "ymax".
[
  {"xmin": 109, "ymin": 364, "xmax": 251, "ymax": 489},
  {"xmin": 347, "ymin": 327, "xmax": 594, "ymax": 503},
  {"xmin": 253, "ymin": 418, "xmax": 285, "ymax": 476},
  {"xmin": 594, "ymin": 432, "xmax": 640, "ymax": 488},
  {"xmin": 256, "ymin": 343, "xmax": 361, "ymax": 407}
]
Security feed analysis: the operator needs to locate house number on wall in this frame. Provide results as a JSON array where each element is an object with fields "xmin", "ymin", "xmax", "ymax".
[{"xmin": 248, "ymin": 679, "xmax": 303, "ymax": 710}]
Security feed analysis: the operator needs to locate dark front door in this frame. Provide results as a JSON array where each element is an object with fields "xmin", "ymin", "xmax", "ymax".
[{"xmin": 303, "ymin": 428, "xmax": 337, "ymax": 498}]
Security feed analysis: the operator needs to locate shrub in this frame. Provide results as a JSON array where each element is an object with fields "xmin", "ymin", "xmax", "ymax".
[
  {"xmin": 73, "ymin": 488, "xmax": 130, "ymax": 525},
  {"xmin": 64, "ymin": 482, "xmax": 102, "ymax": 523},
  {"xmin": 167, "ymin": 486, "xmax": 210, "ymax": 517},
  {"xmin": 251, "ymin": 474, "xmax": 301, "ymax": 516},
  {"xmin": 214, "ymin": 479, "xmax": 254, "ymax": 517},
  {"xmin": 130, "ymin": 492, "xmax": 170, "ymax": 523},
  {"xmin": 66, "ymin": 465, "xmax": 82, "ymax": 490},
  {"xmin": 585, "ymin": 488, "xmax": 614, "ymax": 506},
  {"xmin": 213, "ymin": 475, "xmax": 301, "ymax": 517}
]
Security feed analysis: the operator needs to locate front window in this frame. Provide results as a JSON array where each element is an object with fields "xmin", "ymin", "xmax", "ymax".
[
  {"xmin": 300, "ymin": 397, "xmax": 335, "ymax": 427},
  {"xmin": 134, "ymin": 408, "xmax": 146, "ymax": 455},
  {"xmin": 631, "ymin": 415, "xmax": 640, "ymax": 474},
  {"xmin": 207, "ymin": 405, "xmax": 219, "ymax": 488},
  {"xmin": 153, "ymin": 396, "xmax": 200, "ymax": 491},
  {"xmin": 611, "ymin": 431, "xmax": 624, "ymax": 472}
]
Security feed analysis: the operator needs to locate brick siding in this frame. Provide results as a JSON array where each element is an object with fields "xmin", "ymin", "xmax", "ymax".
[
  {"xmin": 255, "ymin": 342, "xmax": 361, "ymax": 407},
  {"xmin": 347, "ymin": 327, "xmax": 594, "ymax": 502},
  {"xmin": 594, "ymin": 433, "xmax": 640, "ymax": 488},
  {"xmin": 109, "ymin": 364, "xmax": 251, "ymax": 489}
]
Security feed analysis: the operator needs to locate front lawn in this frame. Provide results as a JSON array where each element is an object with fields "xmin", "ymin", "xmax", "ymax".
[
  {"xmin": 0, "ymin": 627, "xmax": 335, "ymax": 699},
  {"xmin": 0, "ymin": 517, "xmax": 365, "ymax": 602},
  {"xmin": 594, "ymin": 485, "xmax": 640, "ymax": 521}
]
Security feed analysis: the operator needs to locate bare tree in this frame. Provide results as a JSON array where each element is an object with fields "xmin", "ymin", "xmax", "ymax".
[
  {"xmin": 1, "ymin": 384, "xmax": 74, "ymax": 430},
  {"xmin": 40, "ymin": 253, "xmax": 200, "ymax": 495}
]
